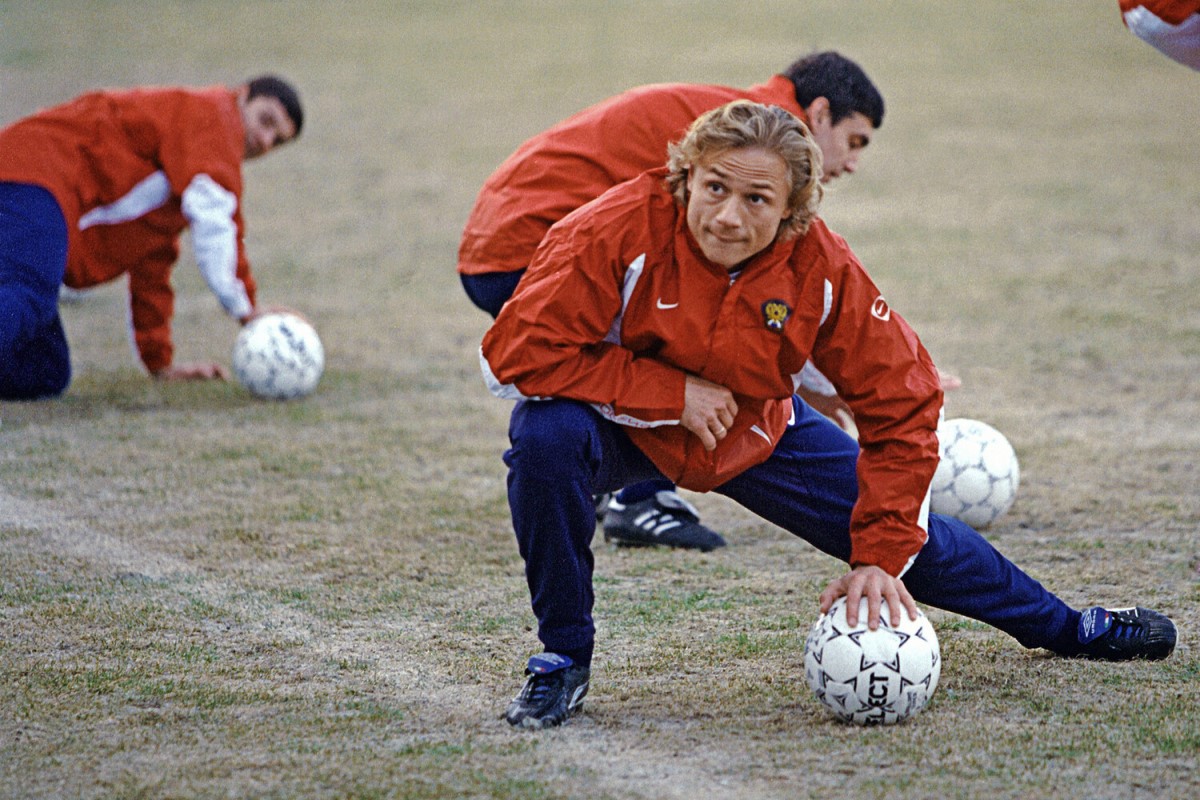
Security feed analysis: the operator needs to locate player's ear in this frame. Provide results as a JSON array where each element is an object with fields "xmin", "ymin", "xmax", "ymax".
[{"xmin": 804, "ymin": 96, "xmax": 832, "ymax": 130}]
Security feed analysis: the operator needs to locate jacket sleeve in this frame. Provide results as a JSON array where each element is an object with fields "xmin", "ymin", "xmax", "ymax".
[
  {"xmin": 127, "ymin": 236, "xmax": 182, "ymax": 373},
  {"xmin": 162, "ymin": 91, "xmax": 256, "ymax": 320},
  {"xmin": 181, "ymin": 174, "xmax": 256, "ymax": 320},
  {"xmin": 808, "ymin": 242, "xmax": 944, "ymax": 577},
  {"xmin": 481, "ymin": 209, "xmax": 688, "ymax": 425}
]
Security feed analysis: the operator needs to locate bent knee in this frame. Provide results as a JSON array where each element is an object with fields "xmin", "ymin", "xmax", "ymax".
[{"xmin": 507, "ymin": 400, "xmax": 597, "ymax": 470}]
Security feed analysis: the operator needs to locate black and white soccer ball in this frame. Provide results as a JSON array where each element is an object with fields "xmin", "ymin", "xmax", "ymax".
[
  {"xmin": 232, "ymin": 312, "xmax": 324, "ymax": 400},
  {"xmin": 930, "ymin": 418, "xmax": 1020, "ymax": 528},
  {"xmin": 804, "ymin": 597, "xmax": 941, "ymax": 725}
]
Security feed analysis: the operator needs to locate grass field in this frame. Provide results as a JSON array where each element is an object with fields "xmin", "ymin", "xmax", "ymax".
[{"xmin": 2, "ymin": 1, "xmax": 1199, "ymax": 798}]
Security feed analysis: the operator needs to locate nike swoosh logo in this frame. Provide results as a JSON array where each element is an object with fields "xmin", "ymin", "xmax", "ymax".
[{"xmin": 656, "ymin": 299, "xmax": 679, "ymax": 309}]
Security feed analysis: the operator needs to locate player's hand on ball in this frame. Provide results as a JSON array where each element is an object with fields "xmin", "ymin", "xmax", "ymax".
[
  {"xmin": 805, "ymin": 595, "xmax": 941, "ymax": 725},
  {"xmin": 154, "ymin": 361, "xmax": 229, "ymax": 381},
  {"xmin": 241, "ymin": 304, "xmax": 310, "ymax": 326},
  {"xmin": 820, "ymin": 566, "xmax": 918, "ymax": 630}
]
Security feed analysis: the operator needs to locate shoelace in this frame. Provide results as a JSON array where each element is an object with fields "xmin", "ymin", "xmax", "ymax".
[
  {"xmin": 1107, "ymin": 614, "xmax": 1142, "ymax": 643},
  {"xmin": 523, "ymin": 672, "xmax": 561, "ymax": 702}
]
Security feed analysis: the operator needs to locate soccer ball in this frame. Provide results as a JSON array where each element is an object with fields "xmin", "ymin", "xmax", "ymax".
[
  {"xmin": 232, "ymin": 312, "xmax": 324, "ymax": 399},
  {"xmin": 804, "ymin": 597, "xmax": 941, "ymax": 725},
  {"xmin": 930, "ymin": 417, "xmax": 1020, "ymax": 529}
]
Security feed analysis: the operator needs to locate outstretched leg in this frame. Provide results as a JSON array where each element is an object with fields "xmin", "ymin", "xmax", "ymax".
[{"xmin": 716, "ymin": 397, "xmax": 1080, "ymax": 653}]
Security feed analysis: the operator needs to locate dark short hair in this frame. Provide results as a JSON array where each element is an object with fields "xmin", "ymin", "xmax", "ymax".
[
  {"xmin": 245, "ymin": 74, "xmax": 304, "ymax": 135},
  {"xmin": 780, "ymin": 51, "xmax": 884, "ymax": 129}
]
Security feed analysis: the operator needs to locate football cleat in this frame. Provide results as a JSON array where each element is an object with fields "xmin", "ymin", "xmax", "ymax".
[
  {"xmin": 504, "ymin": 653, "xmax": 590, "ymax": 730},
  {"xmin": 602, "ymin": 490, "xmax": 727, "ymax": 552},
  {"xmin": 1075, "ymin": 606, "xmax": 1176, "ymax": 661}
]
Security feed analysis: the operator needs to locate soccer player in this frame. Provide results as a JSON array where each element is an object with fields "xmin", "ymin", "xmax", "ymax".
[
  {"xmin": 0, "ymin": 75, "xmax": 304, "ymax": 399},
  {"xmin": 480, "ymin": 101, "xmax": 1177, "ymax": 730},
  {"xmin": 461, "ymin": 52, "xmax": 944, "ymax": 552},
  {"xmin": 1120, "ymin": 1, "xmax": 1200, "ymax": 70}
]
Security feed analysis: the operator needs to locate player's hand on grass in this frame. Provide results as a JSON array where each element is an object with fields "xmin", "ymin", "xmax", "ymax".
[
  {"xmin": 154, "ymin": 361, "xmax": 229, "ymax": 381},
  {"xmin": 819, "ymin": 565, "xmax": 918, "ymax": 630},
  {"xmin": 800, "ymin": 367, "xmax": 961, "ymax": 436},
  {"xmin": 937, "ymin": 368, "xmax": 962, "ymax": 391},
  {"xmin": 796, "ymin": 387, "xmax": 855, "ymax": 433},
  {"xmin": 681, "ymin": 374, "xmax": 737, "ymax": 451}
]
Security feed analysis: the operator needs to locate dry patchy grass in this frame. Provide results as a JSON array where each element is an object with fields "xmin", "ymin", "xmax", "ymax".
[{"xmin": 2, "ymin": 2, "xmax": 1199, "ymax": 799}]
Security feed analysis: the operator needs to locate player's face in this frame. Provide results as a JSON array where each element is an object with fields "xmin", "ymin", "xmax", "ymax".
[
  {"xmin": 807, "ymin": 108, "xmax": 873, "ymax": 181},
  {"xmin": 685, "ymin": 147, "xmax": 793, "ymax": 269},
  {"xmin": 239, "ymin": 94, "xmax": 297, "ymax": 160}
]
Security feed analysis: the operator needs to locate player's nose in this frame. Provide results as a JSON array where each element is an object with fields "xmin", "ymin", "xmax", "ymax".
[{"xmin": 714, "ymin": 198, "xmax": 742, "ymax": 226}]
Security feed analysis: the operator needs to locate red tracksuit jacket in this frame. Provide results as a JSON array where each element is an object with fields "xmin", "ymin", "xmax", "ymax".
[
  {"xmin": 1119, "ymin": 0, "xmax": 1200, "ymax": 25},
  {"xmin": 458, "ymin": 75, "xmax": 809, "ymax": 276},
  {"xmin": 481, "ymin": 170, "xmax": 943, "ymax": 577},
  {"xmin": 0, "ymin": 86, "xmax": 256, "ymax": 372}
]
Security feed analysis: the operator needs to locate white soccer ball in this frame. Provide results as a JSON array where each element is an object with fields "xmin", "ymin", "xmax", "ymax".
[
  {"xmin": 930, "ymin": 417, "xmax": 1020, "ymax": 529},
  {"xmin": 804, "ymin": 597, "xmax": 941, "ymax": 725},
  {"xmin": 232, "ymin": 312, "xmax": 324, "ymax": 400}
]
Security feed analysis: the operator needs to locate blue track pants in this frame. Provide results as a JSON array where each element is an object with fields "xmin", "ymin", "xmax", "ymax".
[{"xmin": 504, "ymin": 397, "xmax": 1083, "ymax": 666}]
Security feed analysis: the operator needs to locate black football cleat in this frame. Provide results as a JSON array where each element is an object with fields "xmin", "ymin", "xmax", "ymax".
[
  {"xmin": 602, "ymin": 491, "xmax": 726, "ymax": 552},
  {"xmin": 504, "ymin": 653, "xmax": 590, "ymax": 730},
  {"xmin": 1075, "ymin": 606, "xmax": 1176, "ymax": 661}
]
